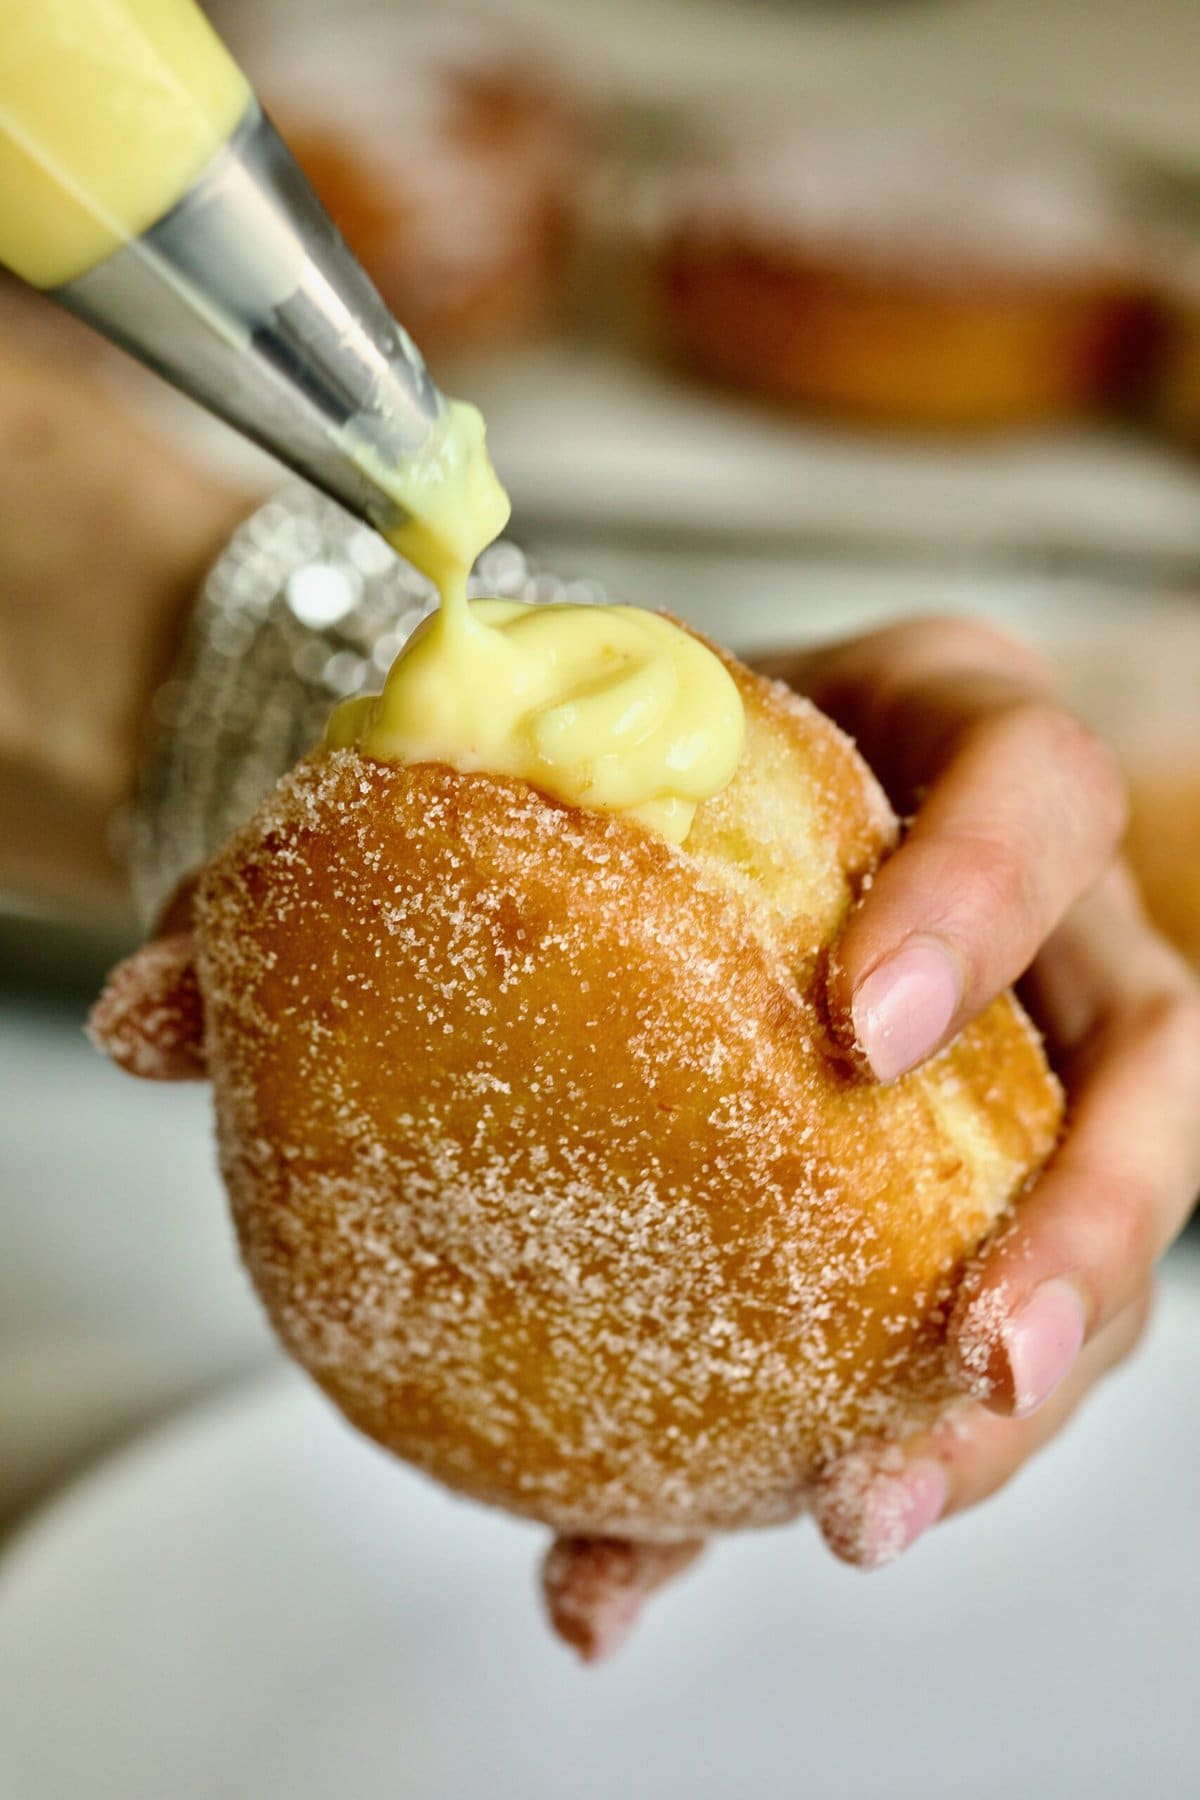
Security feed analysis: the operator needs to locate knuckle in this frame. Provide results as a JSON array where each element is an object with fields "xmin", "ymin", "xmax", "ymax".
[
  {"xmin": 970, "ymin": 700, "xmax": 1129, "ymax": 870},
  {"xmin": 942, "ymin": 826, "xmax": 1045, "ymax": 948},
  {"xmin": 882, "ymin": 616, "xmax": 1051, "ymax": 686},
  {"xmin": 966, "ymin": 623, "xmax": 1053, "ymax": 687},
  {"xmin": 999, "ymin": 701, "xmax": 1128, "ymax": 841},
  {"xmin": 932, "ymin": 617, "xmax": 1049, "ymax": 682},
  {"xmin": 1056, "ymin": 713, "xmax": 1128, "ymax": 842},
  {"xmin": 1097, "ymin": 1180, "xmax": 1161, "ymax": 1283},
  {"xmin": 1059, "ymin": 1157, "xmax": 1162, "ymax": 1287}
]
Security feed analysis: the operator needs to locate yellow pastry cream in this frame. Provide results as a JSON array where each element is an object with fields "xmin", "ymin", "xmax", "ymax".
[
  {"xmin": 334, "ymin": 373, "xmax": 745, "ymax": 849},
  {"xmin": 0, "ymin": 0, "xmax": 745, "ymax": 839},
  {"xmin": 0, "ymin": 0, "xmax": 251, "ymax": 289},
  {"xmin": 328, "ymin": 582, "xmax": 746, "ymax": 846}
]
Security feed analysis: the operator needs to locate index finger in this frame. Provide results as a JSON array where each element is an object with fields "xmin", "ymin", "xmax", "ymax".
[{"xmin": 758, "ymin": 619, "xmax": 1127, "ymax": 1081}]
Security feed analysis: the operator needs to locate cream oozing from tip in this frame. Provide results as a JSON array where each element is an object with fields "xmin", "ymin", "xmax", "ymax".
[{"xmin": 328, "ymin": 579, "xmax": 745, "ymax": 846}]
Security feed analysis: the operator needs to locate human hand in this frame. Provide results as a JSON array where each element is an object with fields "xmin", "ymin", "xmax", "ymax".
[{"xmin": 756, "ymin": 617, "xmax": 1200, "ymax": 1567}]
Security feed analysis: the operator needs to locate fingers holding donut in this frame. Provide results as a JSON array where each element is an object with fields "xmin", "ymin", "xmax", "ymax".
[
  {"xmin": 950, "ymin": 871, "xmax": 1200, "ymax": 1417},
  {"xmin": 811, "ymin": 1286, "xmax": 1155, "ymax": 1570},
  {"xmin": 86, "ymin": 878, "xmax": 206, "ymax": 1081},
  {"xmin": 761, "ymin": 621, "xmax": 1199, "ymax": 1571},
  {"xmin": 541, "ymin": 1536, "xmax": 706, "ymax": 1663},
  {"xmin": 758, "ymin": 619, "xmax": 1128, "ymax": 1082}
]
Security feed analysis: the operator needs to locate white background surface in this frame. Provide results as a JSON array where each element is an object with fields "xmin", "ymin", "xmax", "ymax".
[
  {"xmin": 2, "ymin": 1258, "xmax": 1199, "ymax": 1800},
  {"xmin": 0, "ymin": 997, "xmax": 275, "ymax": 1525}
]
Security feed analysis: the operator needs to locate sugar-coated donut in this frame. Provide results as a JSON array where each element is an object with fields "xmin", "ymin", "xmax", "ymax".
[
  {"xmin": 91, "ymin": 636, "xmax": 1062, "ymax": 1651},
  {"xmin": 1151, "ymin": 260, "xmax": 1200, "ymax": 447},
  {"xmin": 647, "ymin": 119, "xmax": 1160, "ymax": 430},
  {"xmin": 96, "ymin": 643, "xmax": 1058, "ymax": 1538}
]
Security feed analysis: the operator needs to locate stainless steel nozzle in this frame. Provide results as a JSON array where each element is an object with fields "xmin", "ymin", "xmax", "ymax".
[{"xmin": 55, "ymin": 101, "xmax": 444, "ymax": 537}]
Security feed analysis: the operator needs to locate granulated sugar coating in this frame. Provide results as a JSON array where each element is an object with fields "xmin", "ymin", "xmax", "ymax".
[
  {"xmin": 191, "ymin": 648, "xmax": 1063, "ymax": 1544},
  {"xmin": 86, "ymin": 933, "xmax": 205, "ymax": 1082}
]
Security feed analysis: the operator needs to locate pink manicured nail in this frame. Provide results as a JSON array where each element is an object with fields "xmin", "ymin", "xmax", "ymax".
[
  {"xmin": 816, "ymin": 1455, "xmax": 947, "ymax": 1570},
  {"xmin": 1003, "ymin": 1280, "xmax": 1087, "ymax": 1418},
  {"xmin": 851, "ymin": 937, "xmax": 961, "ymax": 1081}
]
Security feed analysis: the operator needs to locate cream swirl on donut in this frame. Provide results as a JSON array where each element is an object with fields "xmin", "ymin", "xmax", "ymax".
[{"xmin": 328, "ymin": 599, "xmax": 746, "ymax": 844}]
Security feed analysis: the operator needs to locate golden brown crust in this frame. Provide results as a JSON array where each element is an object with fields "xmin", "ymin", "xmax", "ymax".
[
  {"xmin": 644, "ymin": 120, "xmax": 1162, "ymax": 428},
  {"xmin": 194, "ymin": 657, "xmax": 1062, "ymax": 1541},
  {"xmin": 654, "ymin": 245, "xmax": 1157, "ymax": 429}
]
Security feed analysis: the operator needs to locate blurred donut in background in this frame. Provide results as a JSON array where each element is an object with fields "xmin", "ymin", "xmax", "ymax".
[
  {"xmin": 644, "ymin": 117, "xmax": 1165, "ymax": 431},
  {"xmin": 234, "ymin": 5, "xmax": 594, "ymax": 355},
  {"xmin": 1125, "ymin": 768, "xmax": 1200, "ymax": 971},
  {"xmin": 1150, "ymin": 246, "xmax": 1200, "ymax": 447}
]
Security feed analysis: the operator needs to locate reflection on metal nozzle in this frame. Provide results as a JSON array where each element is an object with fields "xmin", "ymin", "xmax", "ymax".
[{"xmin": 56, "ymin": 103, "xmax": 443, "ymax": 535}]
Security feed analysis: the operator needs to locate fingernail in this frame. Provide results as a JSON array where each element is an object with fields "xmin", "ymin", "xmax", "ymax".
[
  {"xmin": 851, "ymin": 937, "xmax": 962, "ymax": 1081},
  {"xmin": 815, "ymin": 1454, "xmax": 948, "ymax": 1570},
  {"xmin": 1003, "ymin": 1280, "xmax": 1087, "ymax": 1418}
]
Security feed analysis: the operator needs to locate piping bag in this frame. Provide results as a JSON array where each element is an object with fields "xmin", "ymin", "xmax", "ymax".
[{"xmin": 0, "ymin": 0, "xmax": 506, "ymax": 558}]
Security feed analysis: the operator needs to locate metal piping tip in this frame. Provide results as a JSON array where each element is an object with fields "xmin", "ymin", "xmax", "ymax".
[{"xmin": 56, "ymin": 101, "xmax": 444, "ymax": 536}]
